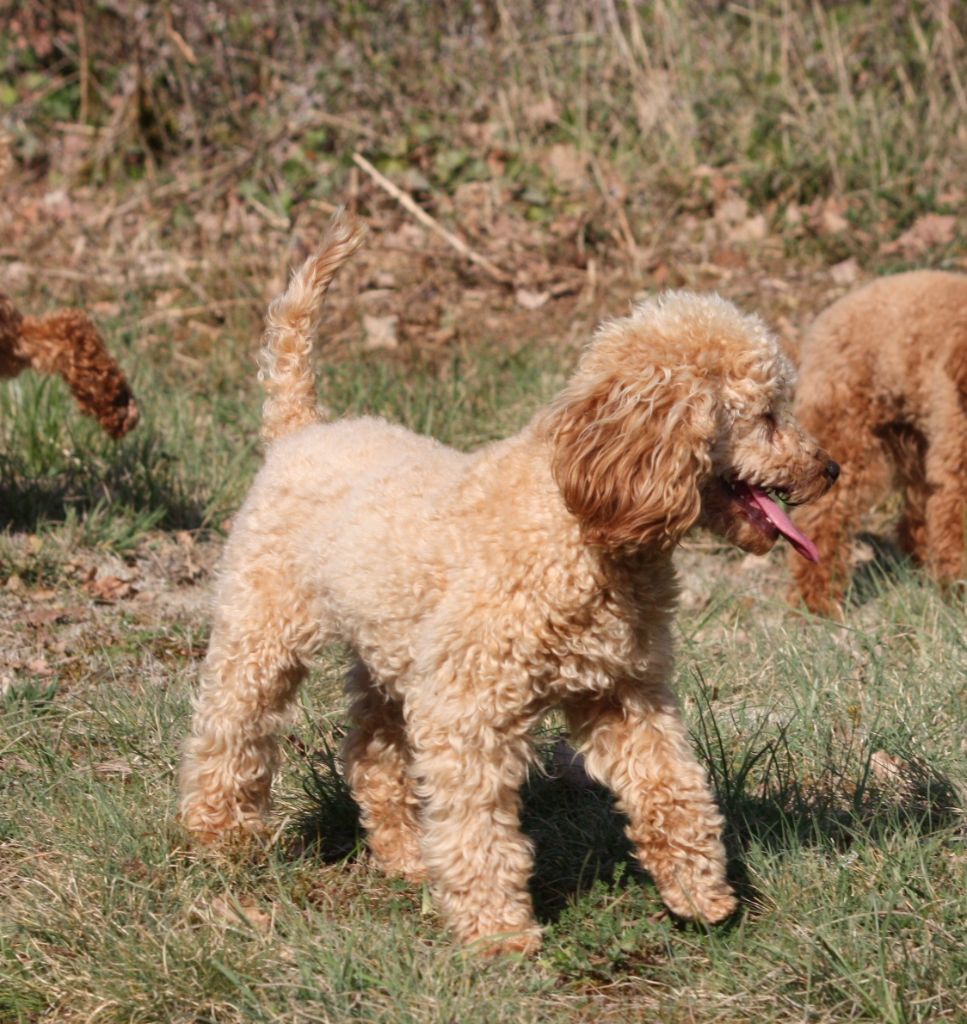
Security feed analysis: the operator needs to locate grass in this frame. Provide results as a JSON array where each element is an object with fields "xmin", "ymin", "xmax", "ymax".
[
  {"xmin": 1, "ymin": 2, "xmax": 966, "ymax": 1022},
  {"xmin": 1, "ymin": 345, "xmax": 964, "ymax": 1022},
  {"xmin": 2, "ymin": 555, "xmax": 964, "ymax": 1022}
]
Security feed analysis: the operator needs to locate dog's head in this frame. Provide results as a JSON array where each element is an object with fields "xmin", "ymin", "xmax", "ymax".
[{"xmin": 542, "ymin": 292, "xmax": 838, "ymax": 558}]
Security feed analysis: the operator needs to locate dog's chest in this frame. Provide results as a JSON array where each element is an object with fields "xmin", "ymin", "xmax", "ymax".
[{"xmin": 532, "ymin": 557, "xmax": 677, "ymax": 699}]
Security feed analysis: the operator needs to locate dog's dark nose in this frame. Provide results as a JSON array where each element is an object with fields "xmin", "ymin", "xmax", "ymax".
[{"xmin": 824, "ymin": 460, "xmax": 840, "ymax": 483}]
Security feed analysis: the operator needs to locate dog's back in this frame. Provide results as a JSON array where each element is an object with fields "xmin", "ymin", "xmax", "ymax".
[{"xmin": 799, "ymin": 271, "xmax": 967, "ymax": 413}]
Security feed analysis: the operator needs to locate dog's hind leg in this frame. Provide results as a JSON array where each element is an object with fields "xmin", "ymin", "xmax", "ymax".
[
  {"xmin": 789, "ymin": 436, "xmax": 886, "ymax": 616},
  {"xmin": 566, "ymin": 683, "xmax": 736, "ymax": 925},
  {"xmin": 342, "ymin": 661, "xmax": 425, "ymax": 881},
  {"xmin": 879, "ymin": 422, "xmax": 929, "ymax": 564},
  {"xmin": 179, "ymin": 568, "xmax": 319, "ymax": 842},
  {"xmin": 923, "ymin": 426, "xmax": 967, "ymax": 587}
]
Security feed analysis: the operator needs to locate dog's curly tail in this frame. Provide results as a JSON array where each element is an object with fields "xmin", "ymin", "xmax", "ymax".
[{"xmin": 258, "ymin": 208, "xmax": 366, "ymax": 443}]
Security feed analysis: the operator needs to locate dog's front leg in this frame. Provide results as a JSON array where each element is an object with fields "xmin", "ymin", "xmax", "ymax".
[
  {"xmin": 408, "ymin": 703, "xmax": 541, "ymax": 954},
  {"xmin": 565, "ymin": 685, "xmax": 736, "ymax": 924}
]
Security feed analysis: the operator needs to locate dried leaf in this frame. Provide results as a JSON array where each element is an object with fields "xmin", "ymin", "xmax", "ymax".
[
  {"xmin": 829, "ymin": 258, "xmax": 860, "ymax": 287},
  {"xmin": 85, "ymin": 575, "xmax": 137, "ymax": 604},
  {"xmin": 515, "ymin": 288, "xmax": 550, "ymax": 310},
  {"xmin": 809, "ymin": 197, "xmax": 849, "ymax": 235},
  {"xmin": 715, "ymin": 196, "xmax": 749, "ymax": 224},
  {"xmin": 362, "ymin": 314, "xmax": 399, "ymax": 351},
  {"xmin": 544, "ymin": 144, "xmax": 587, "ymax": 190},
  {"xmin": 880, "ymin": 214, "xmax": 956, "ymax": 257},
  {"xmin": 651, "ymin": 263, "xmax": 670, "ymax": 287},
  {"xmin": 207, "ymin": 895, "xmax": 274, "ymax": 936},
  {"xmin": 783, "ymin": 203, "xmax": 803, "ymax": 227},
  {"xmin": 94, "ymin": 758, "xmax": 135, "ymax": 779},
  {"xmin": 23, "ymin": 607, "xmax": 69, "ymax": 627},
  {"xmin": 711, "ymin": 247, "xmax": 747, "ymax": 271},
  {"xmin": 869, "ymin": 749, "xmax": 911, "ymax": 791},
  {"xmin": 728, "ymin": 214, "xmax": 768, "ymax": 243},
  {"xmin": 524, "ymin": 97, "xmax": 559, "ymax": 126}
]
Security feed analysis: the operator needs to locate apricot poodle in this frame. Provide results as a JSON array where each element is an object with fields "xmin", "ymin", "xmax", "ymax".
[
  {"xmin": 0, "ymin": 290, "xmax": 138, "ymax": 439},
  {"xmin": 790, "ymin": 270, "xmax": 967, "ymax": 615},
  {"xmin": 180, "ymin": 212, "xmax": 838, "ymax": 953}
]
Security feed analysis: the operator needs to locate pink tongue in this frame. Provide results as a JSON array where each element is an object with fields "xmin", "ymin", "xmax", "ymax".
[{"xmin": 747, "ymin": 486, "xmax": 820, "ymax": 562}]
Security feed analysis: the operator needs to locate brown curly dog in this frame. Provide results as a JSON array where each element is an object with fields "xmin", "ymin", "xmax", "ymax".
[
  {"xmin": 1, "ymin": 291, "xmax": 138, "ymax": 439},
  {"xmin": 791, "ymin": 270, "xmax": 967, "ymax": 615}
]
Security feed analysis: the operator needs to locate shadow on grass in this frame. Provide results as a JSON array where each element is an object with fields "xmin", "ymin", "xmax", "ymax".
[
  {"xmin": 288, "ymin": 739, "xmax": 364, "ymax": 865},
  {"xmin": 523, "ymin": 755, "xmax": 638, "ymax": 923},
  {"xmin": 0, "ymin": 429, "xmax": 210, "ymax": 538},
  {"xmin": 848, "ymin": 530, "xmax": 918, "ymax": 608},
  {"xmin": 288, "ymin": 734, "xmax": 639, "ymax": 924},
  {"xmin": 290, "ymin": 711, "xmax": 962, "ymax": 930},
  {"xmin": 691, "ymin": 691, "xmax": 964, "ymax": 910}
]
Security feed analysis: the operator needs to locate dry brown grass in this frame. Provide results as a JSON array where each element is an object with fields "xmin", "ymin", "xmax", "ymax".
[{"xmin": 2, "ymin": 1, "xmax": 965, "ymax": 369}]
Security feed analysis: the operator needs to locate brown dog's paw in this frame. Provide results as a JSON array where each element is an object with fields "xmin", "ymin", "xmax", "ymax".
[
  {"xmin": 467, "ymin": 927, "xmax": 543, "ymax": 958},
  {"xmin": 662, "ymin": 881, "xmax": 738, "ymax": 924}
]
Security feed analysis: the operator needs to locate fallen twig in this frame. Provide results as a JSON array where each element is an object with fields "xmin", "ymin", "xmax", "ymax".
[
  {"xmin": 136, "ymin": 298, "xmax": 258, "ymax": 328},
  {"xmin": 352, "ymin": 152, "xmax": 514, "ymax": 285}
]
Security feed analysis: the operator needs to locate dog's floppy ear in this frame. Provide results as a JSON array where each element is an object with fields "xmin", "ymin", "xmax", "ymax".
[{"xmin": 547, "ymin": 366, "xmax": 717, "ymax": 549}]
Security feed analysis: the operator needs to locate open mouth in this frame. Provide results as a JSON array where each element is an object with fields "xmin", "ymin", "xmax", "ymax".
[{"xmin": 728, "ymin": 479, "xmax": 819, "ymax": 562}]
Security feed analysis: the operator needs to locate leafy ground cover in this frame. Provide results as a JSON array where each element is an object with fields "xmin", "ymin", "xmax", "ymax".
[{"xmin": 1, "ymin": 3, "xmax": 965, "ymax": 1021}]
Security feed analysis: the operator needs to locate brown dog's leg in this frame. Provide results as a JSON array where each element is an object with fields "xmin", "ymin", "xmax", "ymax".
[
  {"xmin": 923, "ymin": 430, "xmax": 967, "ymax": 588},
  {"xmin": 0, "ymin": 293, "xmax": 28, "ymax": 378},
  {"xmin": 882, "ymin": 423, "xmax": 930, "ymax": 564}
]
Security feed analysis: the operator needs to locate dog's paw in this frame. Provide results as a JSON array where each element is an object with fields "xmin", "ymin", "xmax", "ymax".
[
  {"xmin": 367, "ymin": 830, "xmax": 428, "ymax": 883},
  {"xmin": 369, "ymin": 849, "xmax": 428, "ymax": 884},
  {"xmin": 662, "ymin": 880, "xmax": 738, "ymax": 924},
  {"xmin": 180, "ymin": 807, "xmax": 271, "ymax": 850},
  {"xmin": 466, "ymin": 927, "xmax": 543, "ymax": 957}
]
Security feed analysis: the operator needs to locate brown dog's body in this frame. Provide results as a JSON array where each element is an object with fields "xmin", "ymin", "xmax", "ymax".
[
  {"xmin": 0, "ymin": 291, "xmax": 138, "ymax": 439},
  {"xmin": 791, "ymin": 271, "xmax": 967, "ymax": 614}
]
